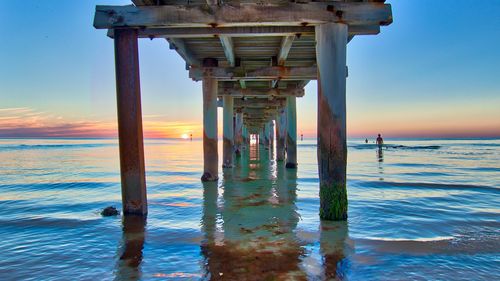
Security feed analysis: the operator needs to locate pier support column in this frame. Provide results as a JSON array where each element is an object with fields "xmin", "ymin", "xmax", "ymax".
[
  {"xmin": 276, "ymin": 108, "xmax": 287, "ymax": 161},
  {"xmin": 264, "ymin": 122, "xmax": 271, "ymax": 149},
  {"xmin": 286, "ymin": 96, "xmax": 297, "ymax": 169},
  {"xmin": 201, "ymin": 59, "xmax": 219, "ymax": 182},
  {"xmin": 223, "ymin": 96, "xmax": 234, "ymax": 168},
  {"xmin": 114, "ymin": 29, "xmax": 147, "ymax": 215},
  {"xmin": 234, "ymin": 110, "xmax": 243, "ymax": 155},
  {"xmin": 316, "ymin": 23, "xmax": 348, "ymax": 220}
]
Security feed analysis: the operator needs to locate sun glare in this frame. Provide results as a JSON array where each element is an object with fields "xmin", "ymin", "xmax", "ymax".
[{"xmin": 181, "ymin": 134, "xmax": 189, "ymax": 139}]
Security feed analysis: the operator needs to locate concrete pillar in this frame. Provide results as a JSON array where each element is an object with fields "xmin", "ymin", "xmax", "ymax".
[
  {"xmin": 234, "ymin": 111, "xmax": 243, "ymax": 155},
  {"xmin": 276, "ymin": 107, "xmax": 287, "ymax": 161},
  {"xmin": 201, "ymin": 59, "xmax": 219, "ymax": 181},
  {"xmin": 114, "ymin": 28, "xmax": 147, "ymax": 216},
  {"xmin": 316, "ymin": 23, "xmax": 348, "ymax": 220},
  {"xmin": 285, "ymin": 96, "xmax": 297, "ymax": 169},
  {"xmin": 264, "ymin": 122, "xmax": 271, "ymax": 148},
  {"xmin": 223, "ymin": 96, "xmax": 234, "ymax": 168},
  {"xmin": 259, "ymin": 129, "xmax": 264, "ymax": 145}
]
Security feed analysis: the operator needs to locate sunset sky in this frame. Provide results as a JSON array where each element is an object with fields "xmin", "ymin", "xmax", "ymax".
[{"xmin": 0, "ymin": 0, "xmax": 499, "ymax": 139}]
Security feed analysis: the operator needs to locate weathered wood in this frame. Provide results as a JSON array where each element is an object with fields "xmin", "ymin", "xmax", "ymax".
[
  {"xmin": 222, "ymin": 96, "xmax": 234, "ymax": 168},
  {"xmin": 219, "ymin": 87, "xmax": 304, "ymax": 97},
  {"xmin": 276, "ymin": 108, "xmax": 287, "ymax": 161},
  {"xmin": 316, "ymin": 23, "xmax": 348, "ymax": 221},
  {"xmin": 202, "ymin": 74, "xmax": 219, "ymax": 181},
  {"xmin": 94, "ymin": 3, "xmax": 392, "ymax": 29},
  {"xmin": 190, "ymin": 66, "xmax": 317, "ymax": 81},
  {"xmin": 219, "ymin": 35, "xmax": 235, "ymax": 67},
  {"xmin": 114, "ymin": 29, "xmax": 147, "ymax": 215},
  {"xmin": 285, "ymin": 96, "xmax": 297, "ymax": 169},
  {"xmin": 106, "ymin": 25, "xmax": 379, "ymax": 39}
]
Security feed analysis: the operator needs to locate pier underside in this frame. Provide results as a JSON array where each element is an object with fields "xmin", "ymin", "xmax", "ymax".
[{"xmin": 94, "ymin": 0, "xmax": 392, "ymax": 220}]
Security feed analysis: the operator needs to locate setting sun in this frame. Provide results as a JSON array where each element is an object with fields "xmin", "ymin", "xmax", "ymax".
[{"xmin": 181, "ymin": 134, "xmax": 189, "ymax": 139}]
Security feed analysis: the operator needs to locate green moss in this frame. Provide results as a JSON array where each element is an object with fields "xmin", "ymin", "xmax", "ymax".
[{"xmin": 320, "ymin": 183, "xmax": 348, "ymax": 221}]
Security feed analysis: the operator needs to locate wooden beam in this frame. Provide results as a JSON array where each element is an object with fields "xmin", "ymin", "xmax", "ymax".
[
  {"xmin": 277, "ymin": 35, "xmax": 295, "ymax": 66},
  {"xmin": 167, "ymin": 38, "xmax": 201, "ymax": 67},
  {"xmin": 218, "ymin": 87, "xmax": 304, "ymax": 97},
  {"xmin": 94, "ymin": 3, "xmax": 393, "ymax": 29},
  {"xmin": 272, "ymin": 35, "xmax": 295, "ymax": 88},
  {"xmin": 219, "ymin": 35, "xmax": 235, "ymax": 67},
  {"xmin": 106, "ymin": 25, "xmax": 379, "ymax": 39},
  {"xmin": 190, "ymin": 66, "xmax": 317, "ymax": 81}
]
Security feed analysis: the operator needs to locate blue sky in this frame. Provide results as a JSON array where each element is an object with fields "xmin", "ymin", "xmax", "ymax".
[{"xmin": 0, "ymin": 0, "xmax": 499, "ymax": 138}]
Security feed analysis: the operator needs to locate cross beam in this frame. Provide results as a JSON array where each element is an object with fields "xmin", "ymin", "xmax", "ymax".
[
  {"xmin": 190, "ymin": 66, "xmax": 316, "ymax": 81},
  {"xmin": 94, "ymin": 3, "xmax": 392, "ymax": 29},
  {"xmin": 106, "ymin": 25, "xmax": 380, "ymax": 39},
  {"xmin": 218, "ymin": 87, "xmax": 304, "ymax": 97}
]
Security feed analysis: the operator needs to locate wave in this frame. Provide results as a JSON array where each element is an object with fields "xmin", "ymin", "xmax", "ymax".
[
  {"xmin": 351, "ymin": 180, "xmax": 498, "ymax": 192},
  {"xmin": 350, "ymin": 144, "xmax": 441, "ymax": 150}
]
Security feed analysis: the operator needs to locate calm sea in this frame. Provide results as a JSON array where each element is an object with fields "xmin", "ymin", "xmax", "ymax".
[{"xmin": 0, "ymin": 138, "xmax": 498, "ymax": 280}]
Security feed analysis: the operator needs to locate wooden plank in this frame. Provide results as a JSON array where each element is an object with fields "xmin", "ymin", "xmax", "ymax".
[
  {"xmin": 94, "ymin": 3, "xmax": 393, "ymax": 29},
  {"xmin": 189, "ymin": 66, "xmax": 317, "ymax": 81}
]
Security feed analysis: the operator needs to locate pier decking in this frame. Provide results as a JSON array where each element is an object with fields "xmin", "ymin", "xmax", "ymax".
[{"xmin": 93, "ymin": 0, "xmax": 392, "ymax": 220}]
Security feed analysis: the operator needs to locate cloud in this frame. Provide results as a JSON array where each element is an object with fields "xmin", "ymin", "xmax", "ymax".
[{"xmin": 0, "ymin": 107, "xmax": 201, "ymax": 138}]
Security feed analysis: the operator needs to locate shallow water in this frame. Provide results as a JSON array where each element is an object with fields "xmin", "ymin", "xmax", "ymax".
[{"xmin": 0, "ymin": 138, "xmax": 499, "ymax": 280}]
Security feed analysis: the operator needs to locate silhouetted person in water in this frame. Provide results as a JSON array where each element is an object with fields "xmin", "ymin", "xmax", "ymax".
[
  {"xmin": 376, "ymin": 134, "xmax": 384, "ymax": 147},
  {"xmin": 365, "ymin": 138, "xmax": 368, "ymax": 144}
]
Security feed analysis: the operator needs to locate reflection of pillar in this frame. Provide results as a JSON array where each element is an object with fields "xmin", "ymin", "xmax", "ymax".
[
  {"xmin": 114, "ymin": 28, "xmax": 147, "ymax": 215},
  {"xmin": 115, "ymin": 215, "xmax": 146, "ymax": 281},
  {"xmin": 276, "ymin": 107, "xmax": 287, "ymax": 161},
  {"xmin": 319, "ymin": 221, "xmax": 349, "ymax": 280},
  {"xmin": 234, "ymin": 111, "xmax": 243, "ymax": 155},
  {"xmin": 201, "ymin": 59, "xmax": 219, "ymax": 182},
  {"xmin": 286, "ymin": 96, "xmax": 297, "ymax": 168},
  {"xmin": 223, "ymin": 96, "xmax": 234, "ymax": 168},
  {"xmin": 316, "ymin": 23, "xmax": 348, "ymax": 220},
  {"xmin": 200, "ymin": 181, "xmax": 218, "ymax": 279},
  {"xmin": 269, "ymin": 120, "xmax": 275, "ymax": 149}
]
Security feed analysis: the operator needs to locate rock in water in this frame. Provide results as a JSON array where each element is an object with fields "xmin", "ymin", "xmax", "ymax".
[{"xmin": 101, "ymin": 206, "xmax": 119, "ymax": 216}]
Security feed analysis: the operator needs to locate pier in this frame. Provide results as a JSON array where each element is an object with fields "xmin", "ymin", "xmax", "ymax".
[{"xmin": 93, "ymin": 0, "xmax": 392, "ymax": 220}]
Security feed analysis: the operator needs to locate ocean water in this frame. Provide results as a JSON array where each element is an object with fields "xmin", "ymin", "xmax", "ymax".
[{"xmin": 0, "ymin": 138, "xmax": 498, "ymax": 280}]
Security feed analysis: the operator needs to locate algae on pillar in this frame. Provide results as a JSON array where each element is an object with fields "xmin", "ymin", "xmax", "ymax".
[
  {"xmin": 201, "ymin": 58, "xmax": 219, "ymax": 182},
  {"xmin": 285, "ymin": 96, "xmax": 297, "ymax": 169},
  {"xmin": 114, "ymin": 28, "xmax": 147, "ymax": 215},
  {"xmin": 223, "ymin": 96, "xmax": 234, "ymax": 168},
  {"xmin": 316, "ymin": 23, "xmax": 348, "ymax": 220}
]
